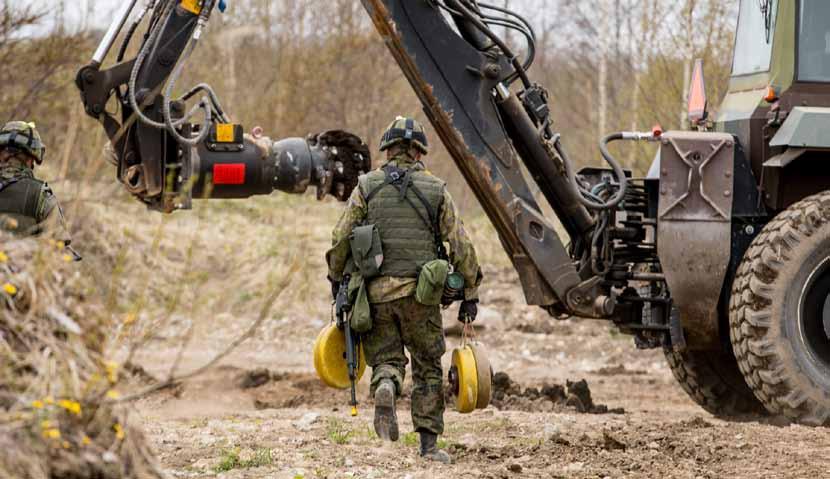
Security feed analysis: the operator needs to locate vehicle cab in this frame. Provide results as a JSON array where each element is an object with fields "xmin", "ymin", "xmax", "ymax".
[{"xmin": 719, "ymin": 0, "xmax": 830, "ymax": 211}]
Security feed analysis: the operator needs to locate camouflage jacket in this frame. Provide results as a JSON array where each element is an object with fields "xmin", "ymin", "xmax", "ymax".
[
  {"xmin": 0, "ymin": 158, "xmax": 70, "ymax": 243},
  {"xmin": 327, "ymin": 154, "xmax": 482, "ymax": 304}
]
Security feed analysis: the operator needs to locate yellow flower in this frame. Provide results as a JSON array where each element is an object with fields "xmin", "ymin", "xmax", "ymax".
[
  {"xmin": 58, "ymin": 399, "xmax": 82, "ymax": 416},
  {"xmin": 2, "ymin": 283, "xmax": 17, "ymax": 296},
  {"xmin": 40, "ymin": 419, "xmax": 51, "ymax": 429},
  {"xmin": 44, "ymin": 396, "xmax": 54, "ymax": 405},
  {"xmin": 42, "ymin": 428, "xmax": 61, "ymax": 440},
  {"xmin": 81, "ymin": 435, "xmax": 91, "ymax": 446},
  {"xmin": 106, "ymin": 390, "xmax": 121, "ymax": 400},
  {"xmin": 56, "ymin": 241, "xmax": 65, "ymax": 250},
  {"xmin": 113, "ymin": 423, "xmax": 125, "ymax": 440},
  {"xmin": 123, "ymin": 312, "xmax": 137, "ymax": 326},
  {"xmin": 0, "ymin": 251, "xmax": 8, "ymax": 263},
  {"xmin": 62, "ymin": 254, "xmax": 73, "ymax": 263},
  {"xmin": 62, "ymin": 441, "xmax": 70, "ymax": 449},
  {"xmin": 31, "ymin": 400, "xmax": 44, "ymax": 409},
  {"xmin": 104, "ymin": 361, "xmax": 119, "ymax": 384}
]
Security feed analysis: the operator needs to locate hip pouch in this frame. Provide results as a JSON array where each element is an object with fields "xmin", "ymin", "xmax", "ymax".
[
  {"xmin": 348, "ymin": 274, "xmax": 373, "ymax": 334},
  {"xmin": 350, "ymin": 224, "xmax": 383, "ymax": 280},
  {"xmin": 416, "ymin": 259, "xmax": 450, "ymax": 306}
]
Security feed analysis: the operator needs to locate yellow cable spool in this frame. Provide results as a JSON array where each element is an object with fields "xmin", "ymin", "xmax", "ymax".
[
  {"xmin": 451, "ymin": 346, "xmax": 479, "ymax": 413},
  {"xmin": 469, "ymin": 343, "xmax": 492, "ymax": 409},
  {"xmin": 313, "ymin": 323, "xmax": 366, "ymax": 389}
]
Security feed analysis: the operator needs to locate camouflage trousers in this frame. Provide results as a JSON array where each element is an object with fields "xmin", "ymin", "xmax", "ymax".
[{"xmin": 363, "ymin": 296, "xmax": 446, "ymax": 435}]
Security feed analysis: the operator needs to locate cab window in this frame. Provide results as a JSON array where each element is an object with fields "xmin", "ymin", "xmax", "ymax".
[
  {"xmin": 798, "ymin": 0, "xmax": 830, "ymax": 82},
  {"xmin": 733, "ymin": 0, "xmax": 776, "ymax": 76}
]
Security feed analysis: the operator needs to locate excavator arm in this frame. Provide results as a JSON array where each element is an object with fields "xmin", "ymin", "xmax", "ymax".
[
  {"xmin": 76, "ymin": 1, "xmax": 370, "ymax": 212},
  {"xmin": 362, "ymin": 0, "xmax": 631, "ymax": 317},
  {"xmin": 77, "ymin": 0, "xmax": 668, "ymax": 330}
]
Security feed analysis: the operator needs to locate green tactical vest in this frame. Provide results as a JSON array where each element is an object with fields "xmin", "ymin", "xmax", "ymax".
[
  {"xmin": 359, "ymin": 164, "xmax": 445, "ymax": 278},
  {"xmin": 0, "ymin": 167, "xmax": 51, "ymax": 235}
]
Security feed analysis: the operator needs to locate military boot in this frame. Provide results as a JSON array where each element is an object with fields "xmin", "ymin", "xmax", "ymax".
[
  {"xmin": 373, "ymin": 379, "xmax": 399, "ymax": 441},
  {"xmin": 419, "ymin": 431, "xmax": 452, "ymax": 464}
]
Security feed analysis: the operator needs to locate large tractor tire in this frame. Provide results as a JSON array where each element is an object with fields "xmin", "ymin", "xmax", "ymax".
[
  {"xmin": 664, "ymin": 347, "xmax": 767, "ymax": 416},
  {"xmin": 730, "ymin": 191, "xmax": 830, "ymax": 425}
]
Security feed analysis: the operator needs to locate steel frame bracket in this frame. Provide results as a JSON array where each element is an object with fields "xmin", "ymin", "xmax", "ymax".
[{"xmin": 657, "ymin": 131, "xmax": 736, "ymax": 349}]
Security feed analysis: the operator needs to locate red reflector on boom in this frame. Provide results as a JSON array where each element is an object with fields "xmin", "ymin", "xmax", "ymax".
[{"xmin": 213, "ymin": 164, "xmax": 246, "ymax": 185}]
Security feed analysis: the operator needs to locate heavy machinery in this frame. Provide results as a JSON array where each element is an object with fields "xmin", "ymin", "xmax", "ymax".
[
  {"xmin": 75, "ymin": 1, "xmax": 372, "ymax": 212},
  {"xmin": 77, "ymin": 0, "xmax": 830, "ymax": 425}
]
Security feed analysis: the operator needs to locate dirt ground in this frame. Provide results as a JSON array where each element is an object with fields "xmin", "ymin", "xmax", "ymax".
[{"xmin": 130, "ymin": 261, "xmax": 830, "ymax": 479}]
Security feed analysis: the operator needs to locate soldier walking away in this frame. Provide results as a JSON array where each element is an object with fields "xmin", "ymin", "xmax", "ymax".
[
  {"xmin": 327, "ymin": 117, "xmax": 482, "ymax": 464},
  {"xmin": 0, "ymin": 121, "xmax": 72, "ymax": 248}
]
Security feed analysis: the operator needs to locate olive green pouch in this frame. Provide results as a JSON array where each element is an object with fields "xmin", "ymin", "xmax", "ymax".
[
  {"xmin": 348, "ymin": 274, "xmax": 372, "ymax": 333},
  {"xmin": 416, "ymin": 259, "xmax": 450, "ymax": 306},
  {"xmin": 350, "ymin": 224, "xmax": 383, "ymax": 280}
]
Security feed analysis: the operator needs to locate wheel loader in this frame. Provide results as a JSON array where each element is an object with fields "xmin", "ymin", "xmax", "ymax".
[{"xmin": 77, "ymin": 0, "xmax": 830, "ymax": 424}]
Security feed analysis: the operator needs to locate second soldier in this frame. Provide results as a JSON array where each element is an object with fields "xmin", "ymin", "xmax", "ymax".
[{"xmin": 0, "ymin": 121, "xmax": 71, "ymax": 245}]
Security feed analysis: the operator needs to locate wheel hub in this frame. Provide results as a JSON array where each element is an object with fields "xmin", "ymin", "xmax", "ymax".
[
  {"xmin": 800, "ymin": 259, "xmax": 830, "ymax": 368},
  {"xmin": 823, "ymin": 294, "xmax": 830, "ymax": 340}
]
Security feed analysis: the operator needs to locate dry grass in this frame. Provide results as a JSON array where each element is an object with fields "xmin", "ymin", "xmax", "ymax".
[
  {"xmin": 0, "ymin": 232, "xmax": 165, "ymax": 478},
  {"xmin": 0, "ymin": 163, "xmax": 511, "ymax": 478},
  {"xmin": 0, "ymin": 183, "xmax": 309, "ymax": 477}
]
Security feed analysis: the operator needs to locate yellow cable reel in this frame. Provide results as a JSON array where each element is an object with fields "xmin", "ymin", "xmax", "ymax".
[
  {"xmin": 451, "ymin": 346, "xmax": 478, "ymax": 413},
  {"xmin": 313, "ymin": 323, "xmax": 366, "ymax": 389},
  {"xmin": 449, "ymin": 342, "xmax": 492, "ymax": 414},
  {"xmin": 469, "ymin": 343, "xmax": 492, "ymax": 409}
]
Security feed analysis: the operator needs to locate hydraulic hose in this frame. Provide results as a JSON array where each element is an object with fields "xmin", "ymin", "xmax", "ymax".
[
  {"xmin": 127, "ymin": 2, "xmax": 179, "ymax": 130},
  {"xmin": 116, "ymin": 1, "xmax": 153, "ymax": 63},
  {"xmin": 560, "ymin": 133, "xmax": 629, "ymax": 211},
  {"xmin": 129, "ymin": 0, "xmax": 223, "ymax": 145},
  {"xmin": 444, "ymin": 0, "xmax": 532, "ymax": 88},
  {"xmin": 162, "ymin": 31, "xmax": 213, "ymax": 146}
]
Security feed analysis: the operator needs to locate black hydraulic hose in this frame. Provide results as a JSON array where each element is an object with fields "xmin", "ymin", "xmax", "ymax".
[
  {"xmin": 483, "ymin": 20, "xmax": 535, "ymax": 71},
  {"xmin": 559, "ymin": 133, "xmax": 628, "ymax": 211},
  {"xmin": 476, "ymin": 1, "xmax": 537, "ymax": 40},
  {"xmin": 444, "ymin": 0, "xmax": 532, "ymax": 88},
  {"xmin": 438, "ymin": 1, "xmax": 536, "ymax": 75}
]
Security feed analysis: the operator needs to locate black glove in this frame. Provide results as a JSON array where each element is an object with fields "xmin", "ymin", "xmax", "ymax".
[
  {"xmin": 458, "ymin": 299, "xmax": 478, "ymax": 324},
  {"xmin": 329, "ymin": 277, "xmax": 339, "ymax": 301}
]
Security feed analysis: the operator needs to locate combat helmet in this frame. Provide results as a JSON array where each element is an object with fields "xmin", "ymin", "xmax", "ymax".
[
  {"xmin": 379, "ymin": 116, "xmax": 429, "ymax": 155},
  {"xmin": 0, "ymin": 121, "xmax": 46, "ymax": 165}
]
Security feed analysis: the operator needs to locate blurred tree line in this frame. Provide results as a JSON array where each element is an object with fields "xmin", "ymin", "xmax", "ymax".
[{"xmin": 1, "ymin": 0, "xmax": 737, "ymax": 214}]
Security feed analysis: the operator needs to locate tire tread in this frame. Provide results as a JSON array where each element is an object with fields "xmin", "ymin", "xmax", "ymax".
[{"xmin": 730, "ymin": 191, "xmax": 830, "ymax": 425}]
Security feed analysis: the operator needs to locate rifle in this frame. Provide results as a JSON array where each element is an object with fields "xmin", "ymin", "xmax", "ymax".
[{"xmin": 335, "ymin": 274, "xmax": 360, "ymax": 416}]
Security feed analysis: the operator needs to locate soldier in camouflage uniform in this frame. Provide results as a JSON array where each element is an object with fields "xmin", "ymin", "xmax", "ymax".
[
  {"xmin": 0, "ymin": 121, "xmax": 71, "ymax": 244},
  {"xmin": 327, "ymin": 117, "xmax": 482, "ymax": 464}
]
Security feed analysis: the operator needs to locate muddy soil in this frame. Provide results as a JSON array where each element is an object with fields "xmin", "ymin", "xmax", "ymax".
[{"xmin": 133, "ymin": 265, "xmax": 830, "ymax": 478}]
